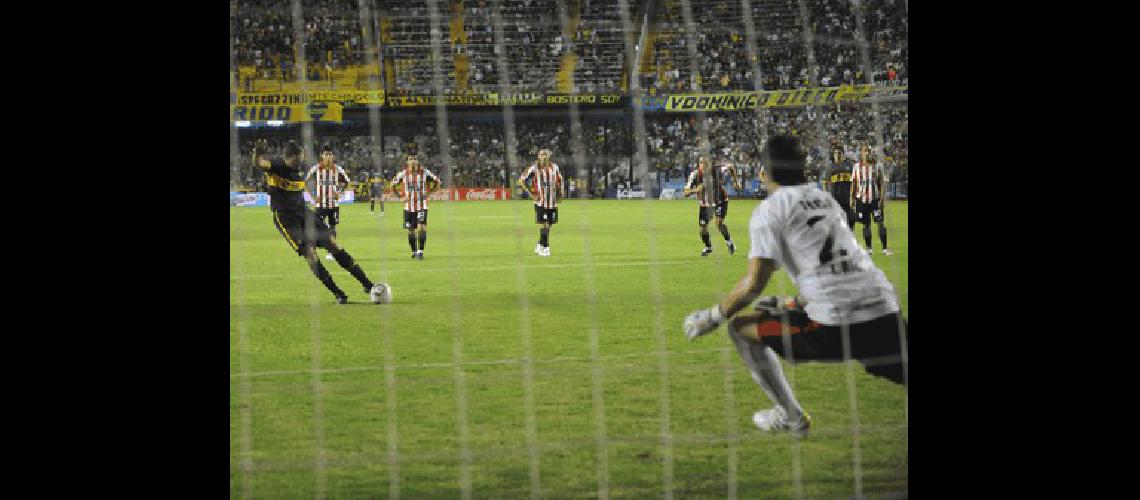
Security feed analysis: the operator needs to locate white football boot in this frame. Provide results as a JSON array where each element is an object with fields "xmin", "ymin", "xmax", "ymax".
[
  {"xmin": 752, "ymin": 406, "xmax": 812, "ymax": 433},
  {"xmin": 535, "ymin": 243, "xmax": 543, "ymax": 255}
]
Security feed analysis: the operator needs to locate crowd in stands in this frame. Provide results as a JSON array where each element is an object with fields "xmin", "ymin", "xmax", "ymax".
[
  {"xmin": 642, "ymin": 102, "xmax": 907, "ymax": 184},
  {"xmin": 233, "ymin": 101, "xmax": 906, "ymax": 195},
  {"xmin": 640, "ymin": 0, "xmax": 907, "ymax": 93},
  {"xmin": 231, "ymin": 0, "xmax": 907, "ymax": 94},
  {"xmin": 231, "ymin": 0, "xmax": 368, "ymax": 85},
  {"xmin": 229, "ymin": 0, "xmax": 907, "ymax": 194}
]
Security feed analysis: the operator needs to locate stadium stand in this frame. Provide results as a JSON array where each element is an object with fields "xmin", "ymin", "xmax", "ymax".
[{"xmin": 229, "ymin": 0, "xmax": 908, "ymax": 196}]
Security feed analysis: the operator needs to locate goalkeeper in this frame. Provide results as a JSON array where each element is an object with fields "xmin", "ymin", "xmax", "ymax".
[{"xmin": 683, "ymin": 135, "xmax": 908, "ymax": 434}]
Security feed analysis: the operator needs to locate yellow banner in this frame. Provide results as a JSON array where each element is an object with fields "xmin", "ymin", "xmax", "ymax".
[
  {"xmin": 663, "ymin": 85, "xmax": 903, "ymax": 111},
  {"xmin": 230, "ymin": 102, "xmax": 344, "ymax": 123},
  {"xmin": 387, "ymin": 94, "xmax": 500, "ymax": 107},
  {"xmin": 232, "ymin": 90, "xmax": 385, "ymax": 106}
]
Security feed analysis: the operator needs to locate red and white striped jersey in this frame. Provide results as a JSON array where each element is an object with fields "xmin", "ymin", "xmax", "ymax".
[
  {"xmin": 686, "ymin": 165, "xmax": 731, "ymax": 207},
  {"xmin": 305, "ymin": 163, "xmax": 350, "ymax": 208},
  {"xmin": 520, "ymin": 163, "xmax": 563, "ymax": 209},
  {"xmin": 851, "ymin": 161, "xmax": 881, "ymax": 203},
  {"xmin": 392, "ymin": 166, "xmax": 441, "ymax": 211}
]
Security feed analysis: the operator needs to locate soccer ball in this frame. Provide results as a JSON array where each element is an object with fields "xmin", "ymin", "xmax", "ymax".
[{"xmin": 370, "ymin": 283, "xmax": 393, "ymax": 304}]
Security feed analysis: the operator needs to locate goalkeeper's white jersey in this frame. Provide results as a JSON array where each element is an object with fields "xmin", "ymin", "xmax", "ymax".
[{"xmin": 748, "ymin": 184, "xmax": 898, "ymax": 325}]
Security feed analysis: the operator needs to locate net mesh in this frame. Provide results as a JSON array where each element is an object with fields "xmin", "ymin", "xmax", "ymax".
[{"xmin": 230, "ymin": 0, "xmax": 907, "ymax": 497}]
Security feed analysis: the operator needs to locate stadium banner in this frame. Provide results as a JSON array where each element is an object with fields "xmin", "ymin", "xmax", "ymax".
[
  {"xmin": 231, "ymin": 102, "xmax": 344, "ymax": 123},
  {"xmin": 387, "ymin": 94, "xmax": 503, "ymax": 107},
  {"xmin": 230, "ymin": 192, "xmax": 270, "ymax": 207},
  {"xmin": 376, "ymin": 188, "xmax": 511, "ymax": 201},
  {"xmin": 658, "ymin": 188, "xmax": 680, "ymax": 200},
  {"xmin": 385, "ymin": 92, "xmax": 623, "ymax": 107},
  {"xmin": 616, "ymin": 189, "xmax": 647, "ymax": 199},
  {"xmin": 662, "ymin": 85, "xmax": 893, "ymax": 112},
  {"xmin": 867, "ymin": 85, "xmax": 909, "ymax": 102},
  {"xmin": 303, "ymin": 190, "xmax": 355, "ymax": 204},
  {"xmin": 543, "ymin": 93, "xmax": 624, "ymax": 106},
  {"xmin": 230, "ymin": 90, "xmax": 385, "ymax": 122},
  {"xmin": 635, "ymin": 95, "xmax": 668, "ymax": 111},
  {"xmin": 232, "ymin": 90, "xmax": 385, "ymax": 106}
]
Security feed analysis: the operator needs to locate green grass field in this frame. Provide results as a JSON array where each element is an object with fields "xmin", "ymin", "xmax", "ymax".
[{"xmin": 230, "ymin": 199, "xmax": 908, "ymax": 498}]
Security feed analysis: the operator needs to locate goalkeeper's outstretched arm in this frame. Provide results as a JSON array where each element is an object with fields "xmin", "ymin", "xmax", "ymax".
[
  {"xmin": 683, "ymin": 257, "xmax": 780, "ymax": 340},
  {"xmin": 719, "ymin": 257, "xmax": 777, "ymax": 319}
]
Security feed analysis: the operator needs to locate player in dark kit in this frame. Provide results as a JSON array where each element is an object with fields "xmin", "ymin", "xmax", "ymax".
[
  {"xmin": 367, "ymin": 171, "xmax": 386, "ymax": 215},
  {"xmin": 251, "ymin": 139, "xmax": 384, "ymax": 304},
  {"xmin": 824, "ymin": 147, "xmax": 856, "ymax": 228}
]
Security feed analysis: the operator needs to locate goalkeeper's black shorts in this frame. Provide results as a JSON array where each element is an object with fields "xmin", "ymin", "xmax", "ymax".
[
  {"xmin": 754, "ymin": 311, "xmax": 908, "ymax": 385},
  {"xmin": 271, "ymin": 207, "xmax": 335, "ymax": 256}
]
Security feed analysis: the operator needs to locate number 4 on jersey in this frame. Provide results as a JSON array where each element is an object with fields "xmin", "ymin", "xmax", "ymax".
[{"xmin": 806, "ymin": 215, "xmax": 848, "ymax": 266}]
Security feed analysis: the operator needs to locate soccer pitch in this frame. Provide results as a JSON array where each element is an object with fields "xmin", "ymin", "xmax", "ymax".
[{"xmin": 230, "ymin": 199, "xmax": 908, "ymax": 497}]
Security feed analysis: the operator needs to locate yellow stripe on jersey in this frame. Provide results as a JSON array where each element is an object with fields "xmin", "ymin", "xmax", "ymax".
[
  {"xmin": 274, "ymin": 210, "xmax": 299, "ymax": 251},
  {"xmin": 830, "ymin": 172, "xmax": 852, "ymax": 182},
  {"xmin": 266, "ymin": 174, "xmax": 306, "ymax": 191}
]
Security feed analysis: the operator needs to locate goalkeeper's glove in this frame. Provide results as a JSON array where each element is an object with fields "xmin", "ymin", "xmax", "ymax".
[
  {"xmin": 683, "ymin": 304, "xmax": 725, "ymax": 341},
  {"xmin": 754, "ymin": 295, "xmax": 802, "ymax": 312}
]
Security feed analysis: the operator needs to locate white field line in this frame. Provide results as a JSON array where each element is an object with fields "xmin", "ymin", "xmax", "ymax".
[{"xmin": 230, "ymin": 259, "xmax": 708, "ymax": 280}]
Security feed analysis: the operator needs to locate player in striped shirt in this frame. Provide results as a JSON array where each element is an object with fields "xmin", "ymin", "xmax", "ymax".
[
  {"xmin": 850, "ymin": 144, "xmax": 892, "ymax": 256},
  {"xmin": 305, "ymin": 145, "xmax": 352, "ymax": 260},
  {"xmin": 389, "ymin": 151, "xmax": 441, "ymax": 260},
  {"xmin": 683, "ymin": 156, "xmax": 741, "ymax": 257},
  {"xmin": 518, "ymin": 149, "xmax": 564, "ymax": 257}
]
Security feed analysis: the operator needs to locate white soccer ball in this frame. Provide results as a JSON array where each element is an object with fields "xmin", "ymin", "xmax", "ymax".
[{"xmin": 370, "ymin": 283, "xmax": 393, "ymax": 304}]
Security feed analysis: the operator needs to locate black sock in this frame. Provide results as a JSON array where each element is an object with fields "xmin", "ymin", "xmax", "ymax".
[
  {"xmin": 701, "ymin": 230, "xmax": 712, "ymax": 248},
  {"xmin": 418, "ymin": 230, "xmax": 427, "ymax": 251},
  {"xmin": 307, "ymin": 257, "xmax": 345, "ymax": 297},
  {"xmin": 540, "ymin": 227, "xmax": 549, "ymax": 247},
  {"xmin": 717, "ymin": 223, "xmax": 732, "ymax": 242},
  {"xmin": 332, "ymin": 249, "xmax": 374, "ymax": 291},
  {"xmin": 370, "ymin": 200, "xmax": 375, "ymax": 211},
  {"xmin": 863, "ymin": 225, "xmax": 872, "ymax": 248},
  {"xmin": 878, "ymin": 224, "xmax": 888, "ymax": 249},
  {"xmin": 408, "ymin": 233, "xmax": 417, "ymax": 252}
]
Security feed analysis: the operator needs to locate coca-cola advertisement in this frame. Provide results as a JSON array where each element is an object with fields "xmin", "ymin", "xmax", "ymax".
[
  {"xmin": 376, "ymin": 188, "xmax": 511, "ymax": 202},
  {"xmin": 457, "ymin": 188, "xmax": 511, "ymax": 200}
]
